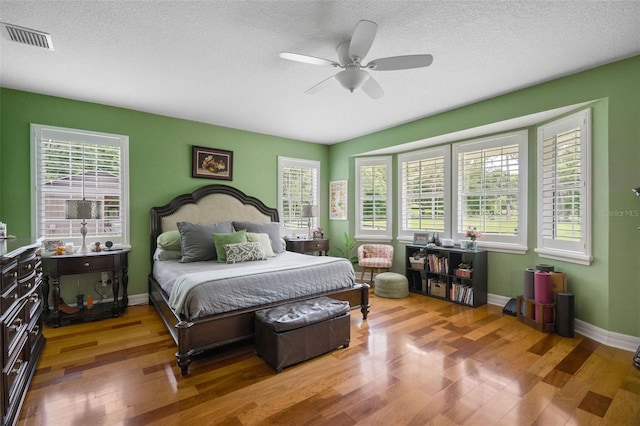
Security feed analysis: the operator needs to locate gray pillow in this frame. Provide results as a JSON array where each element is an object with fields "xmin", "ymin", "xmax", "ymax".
[
  {"xmin": 177, "ymin": 221, "xmax": 234, "ymax": 262},
  {"xmin": 232, "ymin": 221, "xmax": 284, "ymax": 253}
]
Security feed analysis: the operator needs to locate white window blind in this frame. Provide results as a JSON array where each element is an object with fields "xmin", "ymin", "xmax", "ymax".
[
  {"xmin": 398, "ymin": 146, "xmax": 450, "ymax": 240},
  {"xmin": 536, "ymin": 109, "xmax": 591, "ymax": 264},
  {"xmin": 355, "ymin": 156, "xmax": 392, "ymax": 240},
  {"xmin": 31, "ymin": 124, "xmax": 129, "ymax": 244},
  {"xmin": 278, "ymin": 157, "xmax": 319, "ymax": 231},
  {"xmin": 452, "ymin": 131, "xmax": 527, "ymax": 251}
]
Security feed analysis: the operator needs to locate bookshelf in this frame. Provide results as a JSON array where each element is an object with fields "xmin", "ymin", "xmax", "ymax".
[{"xmin": 405, "ymin": 245, "xmax": 487, "ymax": 308}]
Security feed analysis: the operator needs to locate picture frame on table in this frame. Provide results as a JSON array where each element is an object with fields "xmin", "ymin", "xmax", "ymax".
[
  {"xmin": 192, "ymin": 146, "xmax": 233, "ymax": 180},
  {"xmin": 413, "ymin": 232, "xmax": 429, "ymax": 246}
]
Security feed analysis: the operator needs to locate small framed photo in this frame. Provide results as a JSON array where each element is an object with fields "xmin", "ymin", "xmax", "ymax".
[
  {"xmin": 413, "ymin": 232, "xmax": 429, "ymax": 246},
  {"xmin": 192, "ymin": 146, "xmax": 233, "ymax": 180}
]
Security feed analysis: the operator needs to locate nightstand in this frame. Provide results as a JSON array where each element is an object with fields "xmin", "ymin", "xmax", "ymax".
[
  {"xmin": 41, "ymin": 249, "xmax": 129, "ymax": 327},
  {"xmin": 285, "ymin": 238, "xmax": 329, "ymax": 256}
]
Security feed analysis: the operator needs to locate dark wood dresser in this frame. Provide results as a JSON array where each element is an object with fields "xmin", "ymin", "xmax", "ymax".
[{"xmin": 0, "ymin": 237, "xmax": 45, "ymax": 425}]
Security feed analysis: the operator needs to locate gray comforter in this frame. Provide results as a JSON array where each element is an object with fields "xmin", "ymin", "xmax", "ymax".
[{"xmin": 153, "ymin": 251, "xmax": 356, "ymax": 320}]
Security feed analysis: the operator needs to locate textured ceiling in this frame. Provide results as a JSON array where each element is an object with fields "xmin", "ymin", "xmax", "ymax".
[{"xmin": 1, "ymin": 1, "xmax": 639, "ymax": 144}]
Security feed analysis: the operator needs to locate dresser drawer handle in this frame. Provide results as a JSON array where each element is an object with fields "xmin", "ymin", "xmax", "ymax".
[
  {"xmin": 10, "ymin": 359, "xmax": 23, "ymax": 375},
  {"xmin": 84, "ymin": 262, "xmax": 90, "ymax": 267},
  {"xmin": 30, "ymin": 325, "xmax": 40, "ymax": 335},
  {"xmin": 29, "ymin": 294, "xmax": 39, "ymax": 303},
  {"xmin": 11, "ymin": 271, "xmax": 18, "ymax": 278},
  {"xmin": 9, "ymin": 318, "xmax": 23, "ymax": 331},
  {"xmin": 13, "ymin": 293, "xmax": 19, "ymax": 300},
  {"xmin": 24, "ymin": 263, "xmax": 33, "ymax": 271}
]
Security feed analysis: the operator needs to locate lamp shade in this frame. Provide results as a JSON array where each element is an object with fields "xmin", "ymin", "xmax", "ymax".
[
  {"xmin": 66, "ymin": 200, "xmax": 102, "ymax": 220},
  {"xmin": 301, "ymin": 205, "xmax": 317, "ymax": 218}
]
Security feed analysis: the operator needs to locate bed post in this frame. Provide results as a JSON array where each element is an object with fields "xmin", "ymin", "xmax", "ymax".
[
  {"xmin": 360, "ymin": 283, "xmax": 370, "ymax": 320},
  {"xmin": 176, "ymin": 320, "xmax": 193, "ymax": 375}
]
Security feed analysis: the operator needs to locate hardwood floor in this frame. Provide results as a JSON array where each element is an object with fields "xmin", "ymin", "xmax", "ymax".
[{"xmin": 19, "ymin": 293, "xmax": 640, "ymax": 425}]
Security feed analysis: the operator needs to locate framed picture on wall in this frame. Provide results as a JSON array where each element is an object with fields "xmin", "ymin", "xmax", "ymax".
[
  {"xmin": 329, "ymin": 180, "xmax": 348, "ymax": 220},
  {"xmin": 192, "ymin": 146, "xmax": 233, "ymax": 180}
]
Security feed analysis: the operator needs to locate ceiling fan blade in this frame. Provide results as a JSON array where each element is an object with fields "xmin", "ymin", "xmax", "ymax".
[
  {"xmin": 305, "ymin": 75, "xmax": 336, "ymax": 95},
  {"xmin": 279, "ymin": 52, "xmax": 338, "ymax": 67},
  {"xmin": 368, "ymin": 54, "xmax": 433, "ymax": 71},
  {"xmin": 348, "ymin": 20, "xmax": 377, "ymax": 61},
  {"xmin": 361, "ymin": 75, "xmax": 384, "ymax": 99}
]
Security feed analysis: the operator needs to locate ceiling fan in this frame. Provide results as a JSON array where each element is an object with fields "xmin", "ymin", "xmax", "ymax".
[{"xmin": 279, "ymin": 20, "xmax": 433, "ymax": 99}]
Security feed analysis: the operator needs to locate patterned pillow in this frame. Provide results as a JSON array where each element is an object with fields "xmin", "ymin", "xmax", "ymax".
[{"xmin": 224, "ymin": 242, "xmax": 266, "ymax": 264}]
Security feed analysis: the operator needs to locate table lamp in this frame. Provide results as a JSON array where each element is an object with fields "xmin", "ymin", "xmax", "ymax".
[
  {"xmin": 66, "ymin": 199, "xmax": 101, "ymax": 253},
  {"xmin": 301, "ymin": 204, "xmax": 317, "ymax": 239}
]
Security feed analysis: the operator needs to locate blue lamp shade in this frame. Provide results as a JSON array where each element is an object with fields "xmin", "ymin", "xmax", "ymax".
[{"xmin": 65, "ymin": 200, "xmax": 102, "ymax": 220}]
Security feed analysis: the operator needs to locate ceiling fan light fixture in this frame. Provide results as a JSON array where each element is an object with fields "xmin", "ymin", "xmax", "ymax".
[{"xmin": 335, "ymin": 68, "xmax": 368, "ymax": 92}]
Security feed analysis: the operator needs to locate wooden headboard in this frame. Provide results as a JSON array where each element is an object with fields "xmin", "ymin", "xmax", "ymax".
[{"xmin": 149, "ymin": 185, "xmax": 279, "ymax": 260}]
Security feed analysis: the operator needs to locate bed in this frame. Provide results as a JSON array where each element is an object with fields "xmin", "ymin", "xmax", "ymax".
[{"xmin": 148, "ymin": 184, "xmax": 370, "ymax": 375}]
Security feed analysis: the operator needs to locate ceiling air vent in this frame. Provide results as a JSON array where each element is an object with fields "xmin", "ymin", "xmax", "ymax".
[{"xmin": 1, "ymin": 22, "xmax": 54, "ymax": 51}]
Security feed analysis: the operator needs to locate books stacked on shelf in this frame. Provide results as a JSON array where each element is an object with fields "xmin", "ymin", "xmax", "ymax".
[
  {"xmin": 427, "ymin": 254, "xmax": 448, "ymax": 274},
  {"xmin": 451, "ymin": 282, "xmax": 474, "ymax": 305}
]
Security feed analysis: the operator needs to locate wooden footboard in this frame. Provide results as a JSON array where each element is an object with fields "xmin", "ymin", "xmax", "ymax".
[{"xmin": 149, "ymin": 274, "xmax": 369, "ymax": 375}]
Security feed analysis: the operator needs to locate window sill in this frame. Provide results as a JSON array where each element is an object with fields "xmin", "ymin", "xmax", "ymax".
[
  {"xmin": 534, "ymin": 247, "xmax": 593, "ymax": 266},
  {"xmin": 354, "ymin": 234, "xmax": 393, "ymax": 243},
  {"xmin": 398, "ymin": 237, "xmax": 527, "ymax": 254}
]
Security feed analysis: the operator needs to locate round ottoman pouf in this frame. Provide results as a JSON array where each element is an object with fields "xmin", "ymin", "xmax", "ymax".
[{"xmin": 374, "ymin": 272, "xmax": 409, "ymax": 299}]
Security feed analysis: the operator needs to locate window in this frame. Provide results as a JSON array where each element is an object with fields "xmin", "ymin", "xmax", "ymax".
[
  {"xmin": 452, "ymin": 131, "xmax": 528, "ymax": 252},
  {"xmin": 536, "ymin": 109, "xmax": 592, "ymax": 264},
  {"xmin": 277, "ymin": 157, "xmax": 320, "ymax": 234},
  {"xmin": 31, "ymin": 124, "xmax": 130, "ymax": 245},
  {"xmin": 355, "ymin": 156, "xmax": 392, "ymax": 240},
  {"xmin": 398, "ymin": 146, "xmax": 451, "ymax": 240}
]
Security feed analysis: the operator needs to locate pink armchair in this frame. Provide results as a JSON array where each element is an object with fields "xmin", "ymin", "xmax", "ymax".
[{"xmin": 357, "ymin": 244, "xmax": 394, "ymax": 285}]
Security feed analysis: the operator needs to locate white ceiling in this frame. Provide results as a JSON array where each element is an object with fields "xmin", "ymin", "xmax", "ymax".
[{"xmin": 1, "ymin": 1, "xmax": 639, "ymax": 145}]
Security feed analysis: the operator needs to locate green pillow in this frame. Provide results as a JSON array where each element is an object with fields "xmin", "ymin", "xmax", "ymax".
[
  {"xmin": 157, "ymin": 230, "xmax": 181, "ymax": 250},
  {"xmin": 213, "ymin": 229, "xmax": 247, "ymax": 263}
]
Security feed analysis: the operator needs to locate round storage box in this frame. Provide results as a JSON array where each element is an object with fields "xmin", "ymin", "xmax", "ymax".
[{"xmin": 374, "ymin": 272, "xmax": 409, "ymax": 299}]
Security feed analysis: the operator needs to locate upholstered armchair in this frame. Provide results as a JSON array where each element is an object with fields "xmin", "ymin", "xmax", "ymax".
[{"xmin": 357, "ymin": 244, "xmax": 394, "ymax": 285}]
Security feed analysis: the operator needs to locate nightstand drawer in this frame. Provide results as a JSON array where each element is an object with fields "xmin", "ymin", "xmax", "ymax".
[{"xmin": 57, "ymin": 256, "xmax": 114, "ymax": 274}]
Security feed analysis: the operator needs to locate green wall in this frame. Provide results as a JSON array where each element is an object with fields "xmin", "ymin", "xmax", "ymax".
[
  {"xmin": 1, "ymin": 55, "xmax": 638, "ymax": 338},
  {"xmin": 0, "ymin": 89, "xmax": 329, "ymax": 301},
  {"xmin": 327, "ymin": 55, "xmax": 640, "ymax": 337}
]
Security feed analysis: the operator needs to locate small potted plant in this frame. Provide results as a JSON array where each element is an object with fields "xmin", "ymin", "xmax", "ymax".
[{"xmin": 465, "ymin": 228, "xmax": 482, "ymax": 250}]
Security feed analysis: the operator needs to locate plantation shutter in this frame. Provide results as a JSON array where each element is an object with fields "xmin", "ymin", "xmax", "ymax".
[
  {"xmin": 34, "ymin": 126, "xmax": 127, "ymax": 243},
  {"xmin": 359, "ymin": 163, "xmax": 388, "ymax": 231},
  {"xmin": 401, "ymin": 154, "xmax": 446, "ymax": 233},
  {"xmin": 457, "ymin": 143, "xmax": 520, "ymax": 236},
  {"xmin": 540, "ymin": 128, "xmax": 582, "ymax": 241},
  {"xmin": 279, "ymin": 158, "xmax": 319, "ymax": 230}
]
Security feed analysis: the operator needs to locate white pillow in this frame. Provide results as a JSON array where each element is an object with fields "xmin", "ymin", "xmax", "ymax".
[{"xmin": 246, "ymin": 232, "xmax": 276, "ymax": 257}]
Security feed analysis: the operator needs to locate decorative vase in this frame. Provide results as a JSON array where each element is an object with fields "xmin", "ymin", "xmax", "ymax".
[{"xmin": 468, "ymin": 240, "xmax": 477, "ymax": 251}]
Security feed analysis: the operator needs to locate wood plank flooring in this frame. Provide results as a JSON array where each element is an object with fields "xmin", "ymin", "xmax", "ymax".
[{"xmin": 19, "ymin": 292, "xmax": 640, "ymax": 425}]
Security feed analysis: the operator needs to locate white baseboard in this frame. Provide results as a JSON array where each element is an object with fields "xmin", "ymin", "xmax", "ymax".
[
  {"xmin": 128, "ymin": 293, "xmax": 150, "ymax": 306},
  {"xmin": 487, "ymin": 293, "xmax": 640, "ymax": 353}
]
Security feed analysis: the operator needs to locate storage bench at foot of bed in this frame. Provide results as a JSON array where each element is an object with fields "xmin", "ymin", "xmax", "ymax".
[{"xmin": 255, "ymin": 297, "xmax": 351, "ymax": 373}]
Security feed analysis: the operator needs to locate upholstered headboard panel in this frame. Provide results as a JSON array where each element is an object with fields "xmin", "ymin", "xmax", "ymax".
[{"xmin": 150, "ymin": 185, "xmax": 279, "ymax": 260}]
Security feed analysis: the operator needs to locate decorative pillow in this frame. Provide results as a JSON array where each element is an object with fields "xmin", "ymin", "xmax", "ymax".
[
  {"xmin": 246, "ymin": 232, "xmax": 276, "ymax": 257},
  {"xmin": 177, "ymin": 221, "xmax": 234, "ymax": 262},
  {"xmin": 153, "ymin": 248, "xmax": 182, "ymax": 261},
  {"xmin": 224, "ymin": 242, "xmax": 266, "ymax": 264},
  {"xmin": 213, "ymin": 229, "xmax": 248, "ymax": 263},
  {"xmin": 157, "ymin": 230, "xmax": 182, "ymax": 250},
  {"xmin": 232, "ymin": 221, "xmax": 284, "ymax": 254}
]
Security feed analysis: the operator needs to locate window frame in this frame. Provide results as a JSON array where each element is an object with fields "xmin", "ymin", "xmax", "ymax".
[
  {"xmin": 277, "ymin": 156, "xmax": 320, "ymax": 235},
  {"xmin": 397, "ymin": 146, "xmax": 451, "ymax": 242},
  {"xmin": 535, "ymin": 109, "xmax": 592, "ymax": 265},
  {"xmin": 30, "ymin": 123, "xmax": 130, "ymax": 246},
  {"xmin": 451, "ymin": 130, "xmax": 528, "ymax": 253},
  {"xmin": 355, "ymin": 156, "xmax": 392, "ymax": 241}
]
